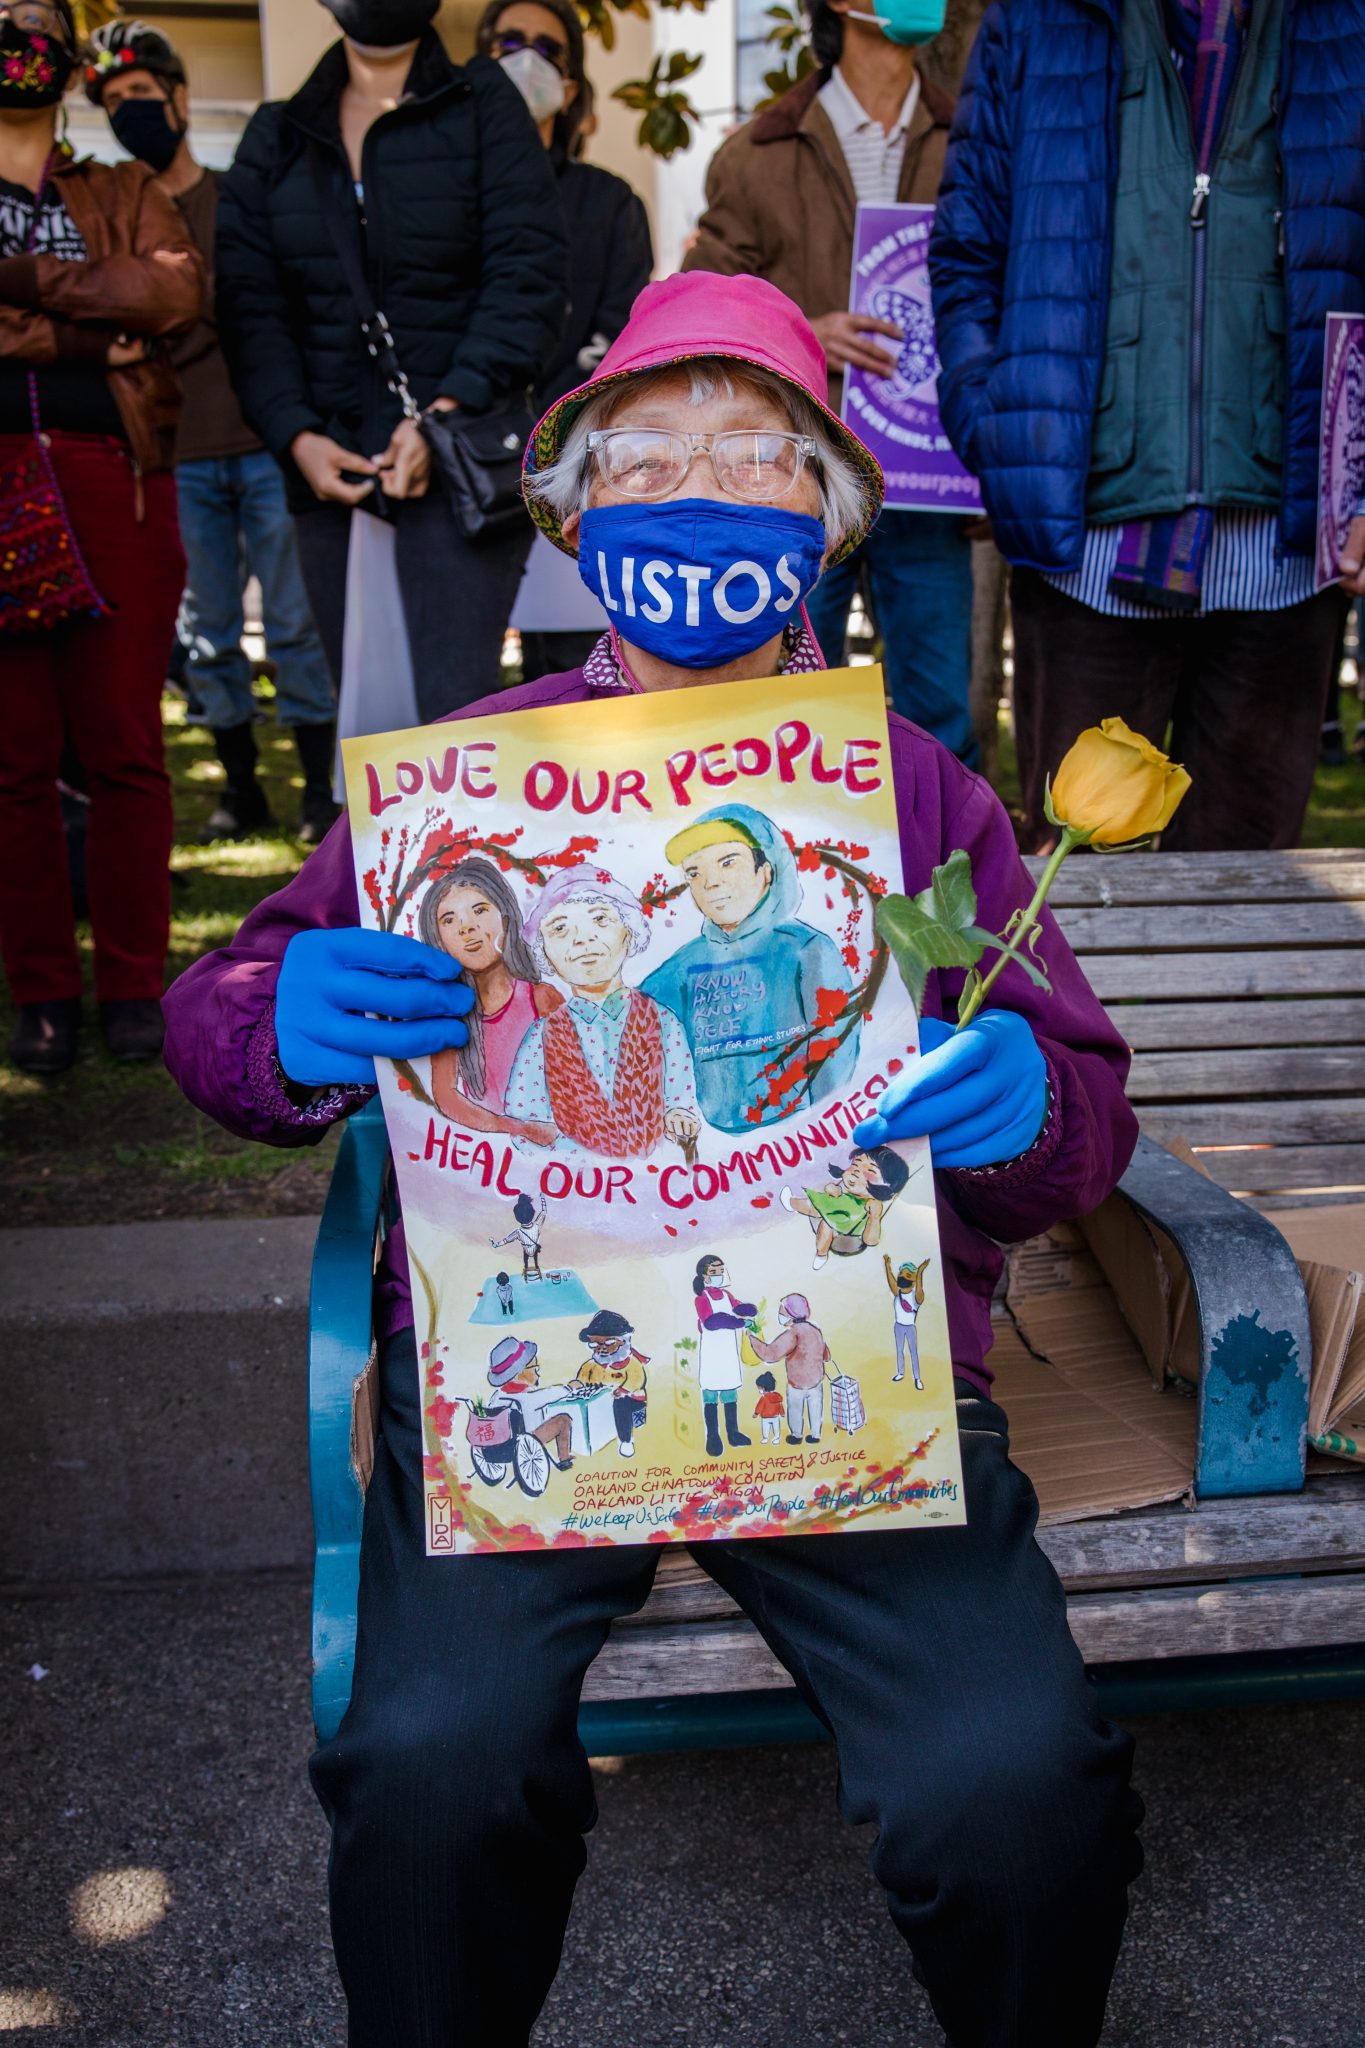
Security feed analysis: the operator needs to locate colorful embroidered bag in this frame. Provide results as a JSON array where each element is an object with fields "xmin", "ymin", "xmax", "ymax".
[{"xmin": 0, "ymin": 155, "xmax": 110, "ymax": 636}]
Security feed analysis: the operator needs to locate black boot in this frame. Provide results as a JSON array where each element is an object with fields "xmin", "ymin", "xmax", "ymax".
[
  {"xmin": 294, "ymin": 721, "xmax": 340, "ymax": 845},
  {"xmin": 100, "ymin": 998, "xmax": 165, "ymax": 1063},
  {"xmin": 10, "ymin": 998, "xmax": 81, "ymax": 1074},
  {"xmin": 704, "ymin": 1402, "xmax": 723, "ymax": 1457},
  {"xmin": 723, "ymin": 1401, "xmax": 752, "ymax": 1449},
  {"xmin": 203, "ymin": 724, "xmax": 273, "ymax": 843}
]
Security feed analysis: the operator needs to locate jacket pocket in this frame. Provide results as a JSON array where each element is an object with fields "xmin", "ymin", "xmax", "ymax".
[{"xmin": 1089, "ymin": 292, "xmax": 1141, "ymax": 476}]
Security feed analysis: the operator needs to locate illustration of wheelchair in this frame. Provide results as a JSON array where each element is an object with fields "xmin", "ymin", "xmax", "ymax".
[{"xmin": 463, "ymin": 1396, "xmax": 550, "ymax": 1498}]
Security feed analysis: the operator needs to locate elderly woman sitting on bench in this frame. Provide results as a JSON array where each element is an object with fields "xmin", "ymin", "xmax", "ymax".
[{"xmin": 164, "ymin": 271, "xmax": 1144, "ymax": 2048}]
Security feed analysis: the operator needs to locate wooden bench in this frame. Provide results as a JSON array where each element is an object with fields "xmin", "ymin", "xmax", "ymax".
[{"xmin": 308, "ymin": 849, "xmax": 1365, "ymax": 1746}]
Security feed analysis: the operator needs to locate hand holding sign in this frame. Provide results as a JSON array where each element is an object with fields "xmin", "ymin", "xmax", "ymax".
[{"xmin": 812, "ymin": 310, "xmax": 903, "ymax": 379}]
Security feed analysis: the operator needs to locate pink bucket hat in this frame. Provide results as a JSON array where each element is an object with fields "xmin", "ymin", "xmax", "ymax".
[
  {"xmin": 521, "ymin": 863, "xmax": 648, "ymax": 951},
  {"xmin": 522, "ymin": 272, "xmax": 884, "ymax": 568}
]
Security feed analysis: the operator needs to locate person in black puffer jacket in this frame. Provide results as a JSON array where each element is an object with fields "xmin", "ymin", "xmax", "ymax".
[
  {"xmin": 476, "ymin": 0, "xmax": 653, "ymax": 682},
  {"xmin": 214, "ymin": 0, "xmax": 568, "ymax": 722}
]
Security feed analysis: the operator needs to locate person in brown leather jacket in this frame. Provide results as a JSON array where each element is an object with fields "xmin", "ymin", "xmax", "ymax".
[
  {"xmin": 0, "ymin": 0, "xmax": 203, "ymax": 1074},
  {"xmin": 683, "ymin": 0, "xmax": 978, "ymax": 769}
]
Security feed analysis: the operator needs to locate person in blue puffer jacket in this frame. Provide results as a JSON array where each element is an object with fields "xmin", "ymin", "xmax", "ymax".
[
  {"xmin": 641, "ymin": 800, "xmax": 858, "ymax": 1133},
  {"xmin": 929, "ymin": 0, "xmax": 1365, "ymax": 854}
]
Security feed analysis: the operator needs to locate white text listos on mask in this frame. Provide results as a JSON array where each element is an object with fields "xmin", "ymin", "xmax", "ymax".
[{"xmin": 591, "ymin": 551, "xmax": 807, "ymax": 628}]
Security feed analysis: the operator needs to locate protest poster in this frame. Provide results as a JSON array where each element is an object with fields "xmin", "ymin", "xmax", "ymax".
[
  {"xmin": 840, "ymin": 202, "xmax": 982, "ymax": 516},
  {"xmin": 342, "ymin": 667, "xmax": 964, "ymax": 1557},
  {"xmin": 1316, "ymin": 311, "xmax": 1365, "ymax": 592}
]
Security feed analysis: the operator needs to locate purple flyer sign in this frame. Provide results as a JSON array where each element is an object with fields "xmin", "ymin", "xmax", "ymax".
[
  {"xmin": 840, "ymin": 203, "xmax": 981, "ymax": 516},
  {"xmin": 1316, "ymin": 311, "xmax": 1365, "ymax": 592}
]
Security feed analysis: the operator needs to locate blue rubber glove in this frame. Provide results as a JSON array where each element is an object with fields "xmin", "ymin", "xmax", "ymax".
[
  {"xmin": 275, "ymin": 927, "xmax": 474, "ymax": 1087},
  {"xmin": 852, "ymin": 1011, "xmax": 1047, "ymax": 1169}
]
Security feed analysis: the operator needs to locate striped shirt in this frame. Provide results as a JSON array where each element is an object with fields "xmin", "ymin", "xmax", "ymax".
[
  {"xmin": 818, "ymin": 65, "xmax": 920, "ymax": 207},
  {"xmin": 1041, "ymin": 510, "xmax": 1317, "ymax": 618}
]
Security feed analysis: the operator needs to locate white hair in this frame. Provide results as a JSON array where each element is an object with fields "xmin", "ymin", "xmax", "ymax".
[
  {"xmin": 526, "ymin": 363, "xmax": 868, "ymax": 550},
  {"xmin": 529, "ymin": 889, "xmax": 651, "ymax": 982}
]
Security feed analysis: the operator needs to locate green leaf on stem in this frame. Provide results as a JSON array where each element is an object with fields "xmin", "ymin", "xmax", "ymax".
[{"xmin": 875, "ymin": 848, "xmax": 987, "ymax": 1011}]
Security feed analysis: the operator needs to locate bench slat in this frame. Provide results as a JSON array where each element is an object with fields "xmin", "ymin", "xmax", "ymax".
[
  {"xmin": 1115, "ymin": 998, "xmax": 1365, "ymax": 1051},
  {"xmin": 1138, "ymin": 1101, "xmax": 1365, "ymax": 1144},
  {"xmin": 1053, "ymin": 901, "xmax": 1365, "ymax": 953},
  {"xmin": 581, "ymin": 1575, "xmax": 1365, "ymax": 1699},
  {"xmin": 1127, "ymin": 1046, "xmax": 1364, "ymax": 1102},
  {"xmin": 1085, "ymin": 951, "xmax": 1365, "ymax": 1000},
  {"xmin": 1033, "ymin": 849, "xmax": 1365, "ymax": 908},
  {"xmin": 1177, "ymin": 1142, "xmax": 1365, "ymax": 1196}
]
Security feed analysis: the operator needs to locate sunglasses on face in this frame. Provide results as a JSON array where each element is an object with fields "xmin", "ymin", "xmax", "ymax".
[{"xmin": 489, "ymin": 26, "xmax": 569, "ymax": 74}]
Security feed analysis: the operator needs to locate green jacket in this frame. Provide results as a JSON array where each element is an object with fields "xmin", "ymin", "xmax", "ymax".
[{"xmin": 1087, "ymin": 0, "xmax": 1287, "ymax": 521}]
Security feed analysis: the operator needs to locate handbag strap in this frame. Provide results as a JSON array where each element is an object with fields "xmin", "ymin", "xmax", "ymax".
[
  {"xmin": 22, "ymin": 152, "xmax": 109, "ymax": 617},
  {"xmin": 305, "ymin": 141, "xmax": 421, "ymax": 423}
]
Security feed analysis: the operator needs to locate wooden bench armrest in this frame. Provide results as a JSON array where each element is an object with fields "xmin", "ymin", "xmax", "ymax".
[
  {"xmin": 309, "ymin": 1099, "xmax": 391, "ymax": 1742},
  {"xmin": 1116, "ymin": 1134, "xmax": 1312, "ymax": 1499}
]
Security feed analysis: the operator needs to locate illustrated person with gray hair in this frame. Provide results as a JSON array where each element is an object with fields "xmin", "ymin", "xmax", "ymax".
[
  {"xmin": 505, "ymin": 863, "xmax": 699, "ymax": 1157},
  {"xmin": 418, "ymin": 855, "xmax": 562, "ymax": 1145},
  {"xmin": 168, "ymin": 272, "xmax": 1146, "ymax": 2047}
]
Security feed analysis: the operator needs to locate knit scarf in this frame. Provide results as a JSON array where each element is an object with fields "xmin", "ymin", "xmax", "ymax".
[
  {"xmin": 1109, "ymin": 0, "xmax": 1252, "ymax": 612},
  {"xmin": 543, "ymin": 992, "xmax": 665, "ymax": 1156}
]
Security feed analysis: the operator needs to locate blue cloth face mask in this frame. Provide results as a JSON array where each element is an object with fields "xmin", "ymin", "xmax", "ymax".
[{"xmin": 576, "ymin": 499, "xmax": 826, "ymax": 668}]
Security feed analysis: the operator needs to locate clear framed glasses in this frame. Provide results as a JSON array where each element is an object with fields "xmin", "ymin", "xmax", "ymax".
[
  {"xmin": 489, "ymin": 27, "xmax": 569, "ymax": 73},
  {"xmin": 2, "ymin": 0, "xmax": 66, "ymax": 32},
  {"xmin": 586, "ymin": 428, "xmax": 818, "ymax": 503}
]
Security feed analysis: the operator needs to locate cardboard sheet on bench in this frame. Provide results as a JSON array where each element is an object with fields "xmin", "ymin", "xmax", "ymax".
[{"xmin": 994, "ymin": 1227, "xmax": 1196, "ymax": 1525}]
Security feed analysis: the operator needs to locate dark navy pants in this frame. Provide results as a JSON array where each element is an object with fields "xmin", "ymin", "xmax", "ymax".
[{"xmin": 311, "ymin": 1328, "xmax": 1143, "ymax": 2047}]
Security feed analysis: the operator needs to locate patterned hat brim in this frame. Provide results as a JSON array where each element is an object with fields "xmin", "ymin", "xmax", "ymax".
[{"xmin": 522, "ymin": 351, "xmax": 885, "ymax": 569}]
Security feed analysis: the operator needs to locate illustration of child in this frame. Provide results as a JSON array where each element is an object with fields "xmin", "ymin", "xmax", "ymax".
[
  {"xmin": 487, "ymin": 1337, "xmax": 574, "ymax": 1470},
  {"xmin": 779, "ymin": 1145, "xmax": 911, "ymax": 1270},
  {"xmin": 491, "ymin": 1190, "xmax": 547, "ymax": 1282},
  {"xmin": 495, "ymin": 1271, "xmax": 516, "ymax": 1317},
  {"xmin": 754, "ymin": 1372, "xmax": 783, "ymax": 1444},
  {"xmin": 749, "ymin": 1294, "xmax": 833, "ymax": 1443},
  {"xmin": 572, "ymin": 1310, "xmax": 649, "ymax": 1459},
  {"xmin": 885, "ymin": 1255, "xmax": 931, "ymax": 1388}
]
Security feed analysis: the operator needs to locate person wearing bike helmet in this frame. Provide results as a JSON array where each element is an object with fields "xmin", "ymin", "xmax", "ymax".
[
  {"xmin": 0, "ymin": 0, "xmax": 203, "ymax": 1073},
  {"xmin": 86, "ymin": 21, "xmax": 339, "ymax": 847}
]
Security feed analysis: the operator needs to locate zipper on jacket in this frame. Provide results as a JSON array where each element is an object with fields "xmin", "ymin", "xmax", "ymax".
[{"xmin": 1188, "ymin": 172, "xmax": 1210, "ymax": 500}]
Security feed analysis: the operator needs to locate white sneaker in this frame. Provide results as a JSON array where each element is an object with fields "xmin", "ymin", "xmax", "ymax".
[
  {"xmin": 812, "ymin": 1252, "xmax": 828, "ymax": 1272},
  {"xmin": 618, "ymin": 1441, "xmax": 635, "ymax": 1458},
  {"xmin": 779, "ymin": 1186, "xmax": 795, "ymax": 1212},
  {"xmin": 893, "ymin": 1371, "xmax": 904, "ymax": 1383}
]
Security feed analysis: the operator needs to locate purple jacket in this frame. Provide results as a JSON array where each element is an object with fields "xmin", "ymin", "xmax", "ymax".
[{"xmin": 163, "ymin": 662, "xmax": 1138, "ymax": 1393}]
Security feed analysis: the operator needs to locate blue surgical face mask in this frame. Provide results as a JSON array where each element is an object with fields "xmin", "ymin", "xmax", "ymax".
[
  {"xmin": 846, "ymin": 0, "xmax": 947, "ymax": 44},
  {"xmin": 576, "ymin": 499, "xmax": 826, "ymax": 668}
]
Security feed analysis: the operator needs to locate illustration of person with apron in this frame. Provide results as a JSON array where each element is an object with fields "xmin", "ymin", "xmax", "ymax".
[{"xmin": 692, "ymin": 1254, "xmax": 758, "ymax": 1458}]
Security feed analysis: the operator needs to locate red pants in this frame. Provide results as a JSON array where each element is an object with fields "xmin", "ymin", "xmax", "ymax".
[{"xmin": 0, "ymin": 434, "xmax": 183, "ymax": 1003}]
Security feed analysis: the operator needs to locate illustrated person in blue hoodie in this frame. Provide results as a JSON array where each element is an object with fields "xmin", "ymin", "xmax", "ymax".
[{"xmin": 642, "ymin": 803, "xmax": 857, "ymax": 1133}]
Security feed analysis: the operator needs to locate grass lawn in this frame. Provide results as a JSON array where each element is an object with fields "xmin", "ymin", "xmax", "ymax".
[{"xmin": 2, "ymin": 673, "xmax": 1362, "ymax": 1229}]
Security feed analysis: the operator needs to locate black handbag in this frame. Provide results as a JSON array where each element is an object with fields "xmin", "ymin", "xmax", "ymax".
[{"xmin": 307, "ymin": 144, "xmax": 534, "ymax": 539}]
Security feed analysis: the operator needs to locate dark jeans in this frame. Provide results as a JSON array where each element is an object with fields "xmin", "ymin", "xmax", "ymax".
[
  {"xmin": 311, "ymin": 1328, "xmax": 1143, "ymax": 2048},
  {"xmin": 805, "ymin": 510, "xmax": 977, "ymax": 764},
  {"xmin": 294, "ymin": 496, "xmax": 534, "ymax": 724},
  {"xmin": 1010, "ymin": 568, "xmax": 1348, "ymax": 850}
]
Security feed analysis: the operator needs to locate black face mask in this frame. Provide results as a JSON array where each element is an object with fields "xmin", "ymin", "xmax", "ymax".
[
  {"xmin": 321, "ymin": 0, "xmax": 438, "ymax": 47},
  {"xmin": 0, "ymin": 20, "xmax": 75, "ymax": 109},
  {"xmin": 109, "ymin": 96, "xmax": 183, "ymax": 175}
]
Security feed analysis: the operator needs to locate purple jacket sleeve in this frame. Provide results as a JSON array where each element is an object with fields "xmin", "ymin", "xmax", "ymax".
[
  {"xmin": 892, "ymin": 721, "xmax": 1139, "ymax": 1245},
  {"xmin": 162, "ymin": 813, "xmax": 374, "ymax": 1147}
]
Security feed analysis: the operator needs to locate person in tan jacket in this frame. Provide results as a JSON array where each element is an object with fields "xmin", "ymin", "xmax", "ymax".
[
  {"xmin": 684, "ymin": 0, "xmax": 977, "ymax": 768},
  {"xmin": 0, "ymin": 0, "xmax": 203, "ymax": 1074},
  {"xmin": 750, "ymin": 1291, "xmax": 833, "ymax": 1443}
]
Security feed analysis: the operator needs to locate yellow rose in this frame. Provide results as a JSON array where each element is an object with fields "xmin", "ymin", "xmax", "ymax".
[{"xmin": 1049, "ymin": 718, "xmax": 1191, "ymax": 846}]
